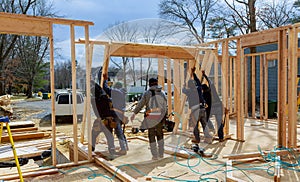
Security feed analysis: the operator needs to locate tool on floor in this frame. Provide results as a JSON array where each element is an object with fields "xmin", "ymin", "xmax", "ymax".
[
  {"xmin": 0, "ymin": 116, "xmax": 24, "ymax": 182},
  {"xmin": 191, "ymin": 143, "xmax": 205, "ymax": 155}
]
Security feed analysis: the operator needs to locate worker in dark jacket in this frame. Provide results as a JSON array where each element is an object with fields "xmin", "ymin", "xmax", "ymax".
[
  {"xmin": 201, "ymin": 70, "xmax": 224, "ymax": 141},
  {"xmin": 182, "ymin": 67, "xmax": 212, "ymax": 144},
  {"xmin": 90, "ymin": 80, "xmax": 116, "ymax": 158},
  {"xmin": 102, "ymin": 73, "xmax": 129, "ymax": 155}
]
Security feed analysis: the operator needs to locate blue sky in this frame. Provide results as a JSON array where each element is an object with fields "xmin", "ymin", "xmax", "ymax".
[
  {"xmin": 51, "ymin": 0, "xmax": 164, "ymax": 68},
  {"xmin": 52, "ymin": 0, "xmax": 161, "ymax": 41}
]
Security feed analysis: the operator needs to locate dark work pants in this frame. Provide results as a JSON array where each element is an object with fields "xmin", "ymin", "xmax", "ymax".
[{"xmin": 148, "ymin": 122, "xmax": 164, "ymax": 158}]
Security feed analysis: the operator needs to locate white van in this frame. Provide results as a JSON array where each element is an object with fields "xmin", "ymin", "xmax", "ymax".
[{"xmin": 55, "ymin": 92, "xmax": 84, "ymax": 122}]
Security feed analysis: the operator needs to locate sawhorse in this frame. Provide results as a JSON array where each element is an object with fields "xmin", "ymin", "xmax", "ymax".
[{"xmin": 0, "ymin": 116, "xmax": 24, "ymax": 182}]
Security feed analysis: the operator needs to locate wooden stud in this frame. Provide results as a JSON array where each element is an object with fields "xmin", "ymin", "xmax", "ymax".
[
  {"xmin": 236, "ymin": 39, "xmax": 243, "ymax": 141},
  {"xmin": 251, "ymin": 56, "xmax": 256, "ymax": 118},
  {"xmin": 49, "ymin": 25, "xmax": 57, "ymax": 167},
  {"xmin": 244, "ymin": 55, "xmax": 248, "ymax": 117},
  {"xmin": 264, "ymin": 55, "xmax": 268, "ymax": 121},
  {"xmin": 287, "ymin": 27, "xmax": 298, "ymax": 148},
  {"xmin": 259, "ymin": 55, "xmax": 264, "ymax": 120},
  {"xmin": 70, "ymin": 24, "xmax": 78, "ymax": 164},
  {"xmin": 173, "ymin": 60, "xmax": 181, "ymax": 133},
  {"xmin": 278, "ymin": 29, "xmax": 285, "ymax": 147},
  {"xmin": 84, "ymin": 25, "xmax": 92, "ymax": 162},
  {"xmin": 167, "ymin": 59, "xmax": 172, "ymax": 115},
  {"xmin": 229, "ymin": 57, "xmax": 233, "ymax": 113}
]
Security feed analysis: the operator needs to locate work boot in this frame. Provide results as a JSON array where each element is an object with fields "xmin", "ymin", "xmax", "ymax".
[
  {"xmin": 152, "ymin": 156, "xmax": 159, "ymax": 161},
  {"xmin": 116, "ymin": 150, "xmax": 127, "ymax": 155}
]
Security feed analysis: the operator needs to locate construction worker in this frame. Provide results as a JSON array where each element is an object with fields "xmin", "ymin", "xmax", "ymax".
[
  {"xmin": 102, "ymin": 73, "xmax": 129, "ymax": 155},
  {"xmin": 130, "ymin": 78, "xmax": 168, "ymax": 160},
  {"xmin": 182, "ymin": 67, "xmax": 212, "ymax": 144}
]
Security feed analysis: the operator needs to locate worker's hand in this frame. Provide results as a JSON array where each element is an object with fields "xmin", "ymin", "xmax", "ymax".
[
  {"xmin": 191, "ymin": 67, "xmax": 196, "ymax": 73},
  {"xmin": 103, "ymin": 73, "xmax": 108, "ymax": 80},
  {"xmin": 130, "ymin": 113, "xmax": 136, "ymax": 121},
  {"xmin": 225, "ymin": 108, "xmax": 229, "ymax": 114}
]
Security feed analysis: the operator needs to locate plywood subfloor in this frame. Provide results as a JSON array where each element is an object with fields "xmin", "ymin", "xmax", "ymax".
[{"xmin": 1, "ymin": 118, "xmax": 299, "ymax": 181}]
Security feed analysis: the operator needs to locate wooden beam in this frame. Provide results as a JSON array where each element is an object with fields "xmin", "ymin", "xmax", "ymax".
[
  {"xmin": 223, "ymin": 148, "xmax": 300, "ymax": 160},
  {"xmin": 278, "ymin": 30, "xmax": 286, "ymax": 146},
  {"xmin": 0, "ymin": 12, "xmax": 94, "ymax": 26},
  {"xmin": 241, "ymin": 29, "xmax": 279, "ymax": 48},
  {"xmin": 251, "ymin": 56, "xmax": 256, "ymax": 118},
  {"xmin": 0, "ymin": 132, "xmax": 49, "ymax": 142},
  {"xmin": 235, "ymin": 40, "xmax": 243, "ymax": 140},
  {"xmin": 243, "ymin": 55, "xmax": 248, "ymax": 117},
  {"xmin": 0, "ymin": 168, "xmax": 58, "ymax": 181},
  {"xmin": 84, "ymin": 25, "xmax": 92, "ymax": 162},
  {"xmin": 0, "ymin": 14, "xmax": 51, "ymax": 36},
  {"xmin": 3, "ymin": 121, "xmax": 35, "ymax": 128},
  {"xmin": 70, "ymin": 24, "xmax": 78, "ymax": 164},
  {"xmin": 287, "ymin": 27, "xmax": 298, "ymax": 148},
  {"xmin": 94, "ymin": 156, "xmax": 138, "ymax": 182},
  {"xmin": 167, "ymin": 59, "xmax": 172, "ymax": 115},
  {"xmin": 259, "ymin": 55, "xmax": 264, "ymax": 120},
  {"xmin": 264, "ymin": 56, "xmax": 269, "ymax": 120},
  {"xmin": 109, "ymin": 43, "xmax": 198, "ymax": 59},
  {"xmin": 158, "ymin": 58, "xmax": 164, "ymax": 88},
  {"xmin": 173, "ymin": 60, "xmax": 181, "ymax": 133},
  {"xmin": 49, "ymin": 26, "xmax": 57, "ymax": 167}
]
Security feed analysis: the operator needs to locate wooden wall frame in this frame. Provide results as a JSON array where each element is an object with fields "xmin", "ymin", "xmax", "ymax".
[
  {"xmin": 0, "ymin": 12, "xmax": 94, "ymax": 167},
  {"xmin": 1, "ymin": 11, "xmax": 300, "ymax": 181}
]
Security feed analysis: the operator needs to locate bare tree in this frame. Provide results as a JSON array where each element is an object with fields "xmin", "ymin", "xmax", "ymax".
[
  {"xmin": 103, "ymin": 21, "xmax": 139, "ymax": 88},
  {"xmin": 0, "ymin": 0, "xmax": 38, "ymax": 95},
  {"xmin": 55, "ymin": 60, "xmax": 72, "ymax": 89},
  {"xmin": 159, "ymin": 0, "xmax": 218, "ymax": 43},
  {"xmin": 257, "ymin": 0, "xmax": 297, "ymax": 28},
  {"xmin": 15, "ymin": 36, "xmax": 50, "ymax": 98},
  {"xmin": 0, "ymin": 0, "xmax": 57, "ymax": 95},
  {"xmin": 223, "ymin": 0, "xmax": 257, "ymax": 34},
  {"xmin": 139, "ymin": 21, "xmax": 173, "ymax": 90}
]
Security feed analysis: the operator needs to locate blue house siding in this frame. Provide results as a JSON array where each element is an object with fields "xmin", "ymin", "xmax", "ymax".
[{"xmin": 245, "ymin": 42, "xmax": 300, "ymax": 103}]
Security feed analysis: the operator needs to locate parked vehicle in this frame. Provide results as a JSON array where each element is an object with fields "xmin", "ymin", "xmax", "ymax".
[{"xmin": 55, "ymin": 92, "xmax": 84, "ymax": 122}]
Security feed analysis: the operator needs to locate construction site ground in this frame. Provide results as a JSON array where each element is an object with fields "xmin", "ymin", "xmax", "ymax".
[{"xmin": 0, "ymin": 99, "xmax": 300, "ymax": 181}]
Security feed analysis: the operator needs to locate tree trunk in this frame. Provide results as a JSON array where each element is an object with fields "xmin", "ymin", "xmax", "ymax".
[{"xmin": 27, "ymin": 82, "xmax": 33, "ymax": 98}]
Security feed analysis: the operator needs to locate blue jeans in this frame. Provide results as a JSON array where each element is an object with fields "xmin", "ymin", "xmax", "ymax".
[
  {"xmin": 92, "ymin": 118, "xmax": 115, "ymax": 154},
  {"xmin": 190, "ymin": 106, "xmax": 211, "ymax": 142},
  {"xmin": 114, "ymin": 117, "xmax": 128, "ymax": 151}
]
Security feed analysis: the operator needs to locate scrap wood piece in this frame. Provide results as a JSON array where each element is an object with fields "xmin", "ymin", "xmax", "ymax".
[
  {"xmin": 8, "ymin": 127, "xmax": 38, "ymax": 133},
  {"xmin": 223, "ymin": 148, "xmax": 300, "ymax": 160},
  {"xmin": 94, "ymin": 156, "xmax": 138, "ymax": 182},
  {"xmin": 2, "ymin": 120, "xmax": 35, "ymax": 129},
  {"xmin": 226, "ymin": 160, "xmax": 247, "ymax": 182},
  {"xmin": 0, "ymin": 168, "xmax": 58, "ymax": 181},
  {"xmin": 0, "ymin": 131, "xmax": 50, "ymax": 142},
  {"xmin": 68, "ymin": 141, "xmax": 137, "ymax": 182},
  {"xmin": 0, "ymin": 146, "xmax": 43, "ymax": 161}
]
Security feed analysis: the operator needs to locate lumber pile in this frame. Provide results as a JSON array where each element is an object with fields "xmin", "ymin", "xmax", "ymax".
[{"xmin": 1, "ymin": 120, "xmax": 51, "ymax": 143}]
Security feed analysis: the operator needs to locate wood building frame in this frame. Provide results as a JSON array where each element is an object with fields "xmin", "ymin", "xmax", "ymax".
[
  {"xmin": 0, "ymin": 12, "xmax": 299, "ymax": 181},
  {"xmin": 0, "ymin": 12, "xmax": 94, "ymax": 168}
]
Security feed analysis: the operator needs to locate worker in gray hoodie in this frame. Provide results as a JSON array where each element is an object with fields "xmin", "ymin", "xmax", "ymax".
[{"xmin": 130, "ymin": 78, "xmax": 168, "ymax": 160}]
